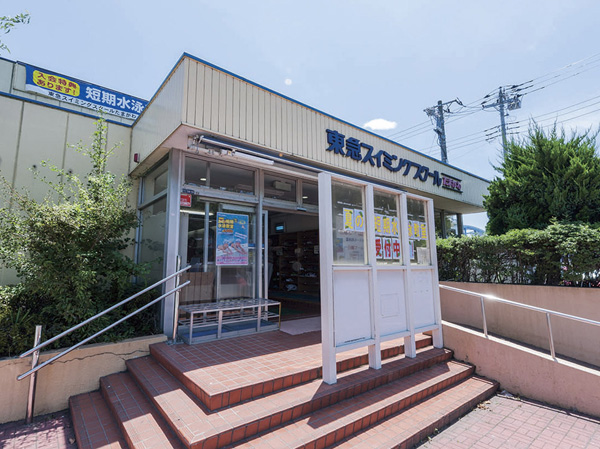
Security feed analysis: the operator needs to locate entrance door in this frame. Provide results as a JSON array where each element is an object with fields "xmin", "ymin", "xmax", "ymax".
[
  {"xmin": 318, "ymin": 172, "xmax": 442, "ymax": 384},
  {"xmin": 263, "ymin": 209, "xmax": 321, "ymax": 319},
  {"xmin": 179, "ymin": 201, "xmax": 257, "ymax": 303}
]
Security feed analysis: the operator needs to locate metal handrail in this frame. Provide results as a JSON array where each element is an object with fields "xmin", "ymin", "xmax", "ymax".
[
  {"xmin": 439, "ymin": 284, "xmax": 600, "ymax": 360},
  {"xmin": 17, "ymin": 265, "xmax": 191, "ymax": 380},
  {"xmin": 19, "ymin": 266, "xmax": 191, "ymax": 359}
]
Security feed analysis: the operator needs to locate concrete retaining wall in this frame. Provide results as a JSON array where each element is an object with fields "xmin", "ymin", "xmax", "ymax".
[
  {"xmin": 440, "ymin": 282, "xmax": 600, "ymax": 367},
  {"xmin": 0, "ymin": 334, "xmax": 166, "ymax": 424},
  {"xmin": 443, "ymin": 321, "xmax": 600, "ymax": 418}
]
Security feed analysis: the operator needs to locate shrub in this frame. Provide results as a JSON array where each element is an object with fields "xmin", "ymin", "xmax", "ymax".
[
  {"xmin": 437, "ymin": 222, "xmax": 600, "ymax": 287},
  {"xmin": 0, "ymin": 118, "xmax": 160, "ymax": 358}
]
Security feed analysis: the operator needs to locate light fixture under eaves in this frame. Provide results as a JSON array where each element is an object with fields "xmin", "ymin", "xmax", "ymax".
[
  {"xmin": 231, "ymin": 151, "xmax": 274, "ymax": 166},
  {"xmin": 189, "ymin": 135, "xmax": 274, "ymax": 166}
]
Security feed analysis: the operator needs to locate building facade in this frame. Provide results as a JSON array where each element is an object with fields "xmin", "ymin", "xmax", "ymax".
[{"xmin": 0, "ymin": 54, "xmax": 489, "ymax": 357}]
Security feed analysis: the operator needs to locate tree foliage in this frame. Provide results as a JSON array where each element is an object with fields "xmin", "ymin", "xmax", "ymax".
[
  {"xmin": 0, "ymin": 12, "xmax": 30, "ymax": 54},
  {"xmin": 0, "ymin": 118, "xmax": 158, "ymax": 357},
  {"xmin": 484, "ymin": 125, "xmax": 600, "ymax": 235}
]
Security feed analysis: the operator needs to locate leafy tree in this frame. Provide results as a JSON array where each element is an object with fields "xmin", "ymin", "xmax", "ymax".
[
  {"xmin": 0, "ymin": 118, "xmax": 157, "ymax": 356},
  {"xmin": 0, "ymin": 12, "xmax": 30, "ymax": 54},
  {"xmin": 484, "ymin": 125, "xmax": 600, "ymax": 235}
]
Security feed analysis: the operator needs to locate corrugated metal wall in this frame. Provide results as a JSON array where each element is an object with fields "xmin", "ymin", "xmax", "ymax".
[
  {"xmin": 0, "ymin": 96, "xmax": 131, "ymax": 204},
  {"xmin": 131, "ymin": 62, "xmax": 186, "ymax": 171},
  {"xmin": 179, "ymin": 57, "xmax": 488, "ymax": 207}
]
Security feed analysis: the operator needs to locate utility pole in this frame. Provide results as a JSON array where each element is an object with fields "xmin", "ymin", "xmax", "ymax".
[
  {"xmin": 424, "ymin": 99, "xmax": 459, "ymax": 163},
  {"xmin": 482, "ymin": 87, "xmax": 521, "ymax": 159},
  {"xmin": 498, "ymin": 87, "xmax": 507, "ymax": 153}
]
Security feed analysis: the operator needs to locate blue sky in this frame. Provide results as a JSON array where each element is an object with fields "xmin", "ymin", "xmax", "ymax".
[{"xmin": 3, "ymin": 1, "xmax": 600, "ymax": 228}]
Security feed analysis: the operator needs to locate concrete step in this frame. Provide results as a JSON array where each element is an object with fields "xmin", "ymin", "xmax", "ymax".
[
  {"xmin": 150, "ymin": 332, "xmax": 433, "ymax": 410},
  {"xmin": 234, "ymin": 361, "xmax": 478, "ymax": 449},
  {"xmin": 128, "ymin": 346, "xmax": 451, "ymax": 449},
  {"xmin": 333, "ymin": 376, "xmax": 499, "ymax": 449},
  {"xmin": 100, "ymin": 372, "xmax": 185, "ymax": 449},
  {"xmin": 70, "ymin": 391, "xmax": 127, "ymax": 449}
]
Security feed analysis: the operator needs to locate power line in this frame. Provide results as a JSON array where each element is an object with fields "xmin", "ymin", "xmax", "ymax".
[
  {"xmin": 385, "ymin": 119, "xmax": 431, "ymax": 139},
  {"xmin": 450, "ymin": 105, "xmax": 600, "ymax": 162}
]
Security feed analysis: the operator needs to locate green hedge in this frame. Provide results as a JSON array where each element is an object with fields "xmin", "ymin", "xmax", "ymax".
[{"xmin": 437, "ymin": 222, "xmax": 600, "ymax": 286}]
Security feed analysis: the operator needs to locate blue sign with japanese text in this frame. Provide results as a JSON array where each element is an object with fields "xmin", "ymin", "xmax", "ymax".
[
  {"xmin": 216, "ymin": 212, "xmax": 249, "ymax": 266},
  {"xmin": 23, "ymin": 63, "xmax": 147, "ymax": 120},
  {"xmin": 325, "ymin": 129, "xmax": 463, "ymax": 193}
]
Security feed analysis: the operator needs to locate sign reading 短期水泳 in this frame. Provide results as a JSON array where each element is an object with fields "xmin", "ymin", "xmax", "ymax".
[
  {"xmin": 325, "ymin": 129, "xmax": 462, "ymax": 193},
  {"xmin": 23, "ymin": 63, "xmax": 147, "ymax": 120},
  {"xmin": 216, "ymin": 212, "xmax": 249, "ymax": 266}
]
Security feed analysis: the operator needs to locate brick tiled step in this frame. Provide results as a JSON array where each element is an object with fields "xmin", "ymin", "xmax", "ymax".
[
  {"xmin": 100, "ymin": 372, "xmax": 185, "ymax": 449},
  {"xmin": 333, "ymin": 376, "xmax": 499, "ymax": 449},
  {"xmin": 235, "ymin": 360, "xmax": 476, "ymax": 449},
  {"xmin": 127, "ymin": 348, "xmax": 455, "ymax": 449},
  {"xmin": 70, "ymin": 391, "xmax": 127, "ymax": 449},
  {"xmin": 150, "ymin": 332, "xmax": 433, "ymax": 410}
]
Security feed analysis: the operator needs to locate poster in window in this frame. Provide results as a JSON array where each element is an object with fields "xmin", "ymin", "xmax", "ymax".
[
  {"xmin": 375, "ymin": 236, "xmax": 383, "ymax": 260},
  {"xmin": 343, "ymin": 208, "xmax": 354, "ymax": 231},
  {"xmin": 216, "ymin": 212, "xmax": 249, "ymax": 266},
  {"xmin": 354, "ymin": 209, "xmax": 365, "ymax": 232}
]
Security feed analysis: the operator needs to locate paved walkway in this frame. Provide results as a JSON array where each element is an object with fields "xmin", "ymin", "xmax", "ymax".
[
  {"xmin": 419, "ymin": 394, "xmax": 600, "ymax": 449},
  {"xmin": 0, "ymin": 411, "xmax": 77, "ymax": 449},
  {"xmin": 3, "ymin": 394, "xmax": 600, "ymax": 448}
]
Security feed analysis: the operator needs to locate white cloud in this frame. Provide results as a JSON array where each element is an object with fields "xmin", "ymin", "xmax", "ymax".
[
  {"xmin": 284, "ymin": 78, "xmax": 292, "ymax": 86},
  {"xmin": 363, "ymin": 118, "xmax": 397, "ymax": 131}
]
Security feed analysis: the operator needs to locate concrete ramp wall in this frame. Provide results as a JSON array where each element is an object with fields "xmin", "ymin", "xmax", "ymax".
[{"xmin": 443, "ymin": 321, "xmax": 600, "ymax": 418}]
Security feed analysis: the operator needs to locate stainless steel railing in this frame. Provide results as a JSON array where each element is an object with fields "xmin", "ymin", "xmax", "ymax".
[
  {"xmin": 439, "ymin": 284, "xmax": 600, "ymax": 361},
  {"xmin": 17, "ymin": 264, "xmax": 190, "ymax": 422}
]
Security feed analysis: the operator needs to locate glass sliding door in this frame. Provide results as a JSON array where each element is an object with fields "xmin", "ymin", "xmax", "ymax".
[{"xmin": 180, "ymin": 200, "xmax": 257, "ymax": 303}]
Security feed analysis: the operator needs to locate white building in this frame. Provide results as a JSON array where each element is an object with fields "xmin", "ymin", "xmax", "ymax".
[{"xmin": 0, "ymin": 54, "xmax": 489, "ymax": 374}]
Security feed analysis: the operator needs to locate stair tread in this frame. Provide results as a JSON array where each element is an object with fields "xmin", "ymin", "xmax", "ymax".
[
  {"xmin": 236, "ymin": 376, "xmax": 497, "ymax": 449},
  {"xmin": 333, "ymin": 376, "xmax": 499, "ymax": 449},
  {"xmin": 151, "ymin": 332, "xmax": 432, "ymax": 409},
  {"xmin": 129, "ymin": 348, "xmax": 461, "ymax": 448},
  {"xmin": 70, "ymin": 391, "xmax": 127, "ymax": 449},
  {"xmin": 101, "ymin": 372, "xmax": 185, "ymax": 449},
  {"xmin": 234, "ymin": 361, "xmax": 476, "ymax": 448}
]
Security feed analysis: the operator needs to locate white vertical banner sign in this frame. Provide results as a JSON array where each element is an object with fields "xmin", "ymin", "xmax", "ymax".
[{"xmin": 318, "ymin": 173, "xmax": 443, "ymax": 384}]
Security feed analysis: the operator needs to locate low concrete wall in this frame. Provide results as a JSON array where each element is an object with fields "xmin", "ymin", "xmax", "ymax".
[
  {"xmin": 0, "ymin": 334, "xmax": 166, "ymax": 424},
  {"xmin": 443, "ymin": 321, "xmax": 600, "ymax": 418},
  {"xmin": 440, "ymin": 282, "xmax": 600, "ymax": 367}
]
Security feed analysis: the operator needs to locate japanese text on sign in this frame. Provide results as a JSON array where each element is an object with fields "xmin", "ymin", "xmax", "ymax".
[
  {"xmin": 326, "ymin": 129, "xmax": 463, "ymax": 193},
  {"xmin": 24, "ymin": 63, "xmax": 147, "ymax": 120},
  {"xmin": 408, "ymin": 220, "xmax": 427, "ymax": 241},
  {"xmin": 343, "ymin": 208, "xmax": 365, "ymax": 232}
]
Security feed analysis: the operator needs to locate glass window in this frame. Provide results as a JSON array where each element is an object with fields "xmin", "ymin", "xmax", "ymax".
[
  {"xmin": 263, "ymin": 172, "xmax": 297, "ymax": 201},
  {"xmin": 374, "ymin": 191, "xmax": 402, "ymax": 265},
  {"xmin": 302, "ymin": 181, "xmax": 318, "ymax": 206},
  {"xmin": 216, "ymin": 203, "xmax": 257, "ymax": 299},
  {"xmin": 142, "ymin": 160, "xmax": 168, "ymax": 203},
  {"xmin": 210, "ymin": 163, "xmax": 255, "ymax": 195},
  {"xmin": 184, "ymin": 157, "xmax": 208, "ymax": 187},
  {"xmin": 138, "ymin": 197, "xmax": 167, "ymax": 282},
  {"xmin": 434, "ymin": 209, "xmax": 443, "ymax": 238},
  {"xmin": 434, "ymin": 210, "xmax": 459, "ymax": 238},
  {"xmin": 182, "ymin": 201, "xmax": 257, "ymax": 301},
  {"xmin": 407, "ymin": 197, "xmax": 431, "ymax": 265},
  {"xmin": 332, "ymin": 182, "xmax": 366, "ymax": 264},
  {"xmin": 445, "ymin": 213, "xmax": 459, "ymax": 237}
]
